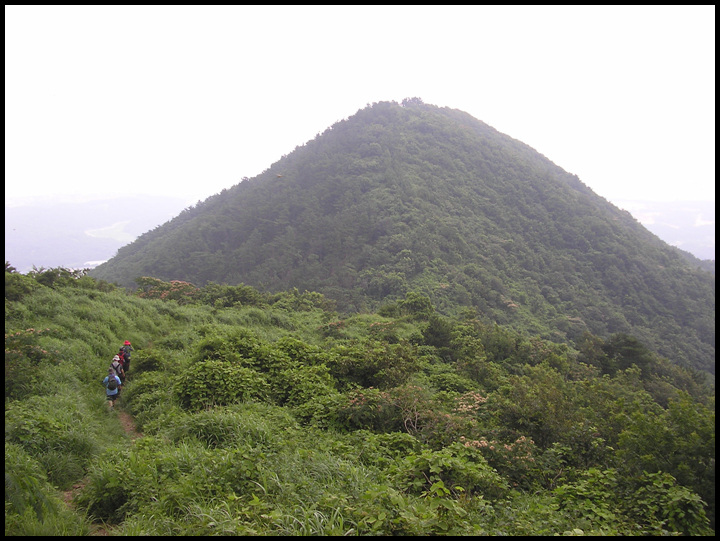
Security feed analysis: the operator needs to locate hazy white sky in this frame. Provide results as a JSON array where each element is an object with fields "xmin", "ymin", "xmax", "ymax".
[{"xmin": 5, "ymin": 5, "xmax": 715, "ymax": 210}]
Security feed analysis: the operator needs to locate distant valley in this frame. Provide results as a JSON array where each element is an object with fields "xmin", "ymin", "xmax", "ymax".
[
  {"xmin": 5, "ymin": 195, "xmax": 190, "ymax": 273},
  {"xmin": 615, "ymin": 199, "xmax": 714, "ymax": 261}
]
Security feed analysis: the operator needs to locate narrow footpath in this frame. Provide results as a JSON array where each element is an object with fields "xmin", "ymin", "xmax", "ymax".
[
  {"xmin": 61, "ymin": 405, "xmax": 143, "ymax": 535},
  {"xmin": 117, "ymin": 409, "xmax": 143, "ymax": 440}
]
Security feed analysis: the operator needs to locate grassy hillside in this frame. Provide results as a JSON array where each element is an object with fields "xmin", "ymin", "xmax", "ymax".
[{"xmin": 5, "ymin": 266, "xmax": 715, "ymax": 535}]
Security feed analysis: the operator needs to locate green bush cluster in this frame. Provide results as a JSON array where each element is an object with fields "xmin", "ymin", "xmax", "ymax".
[
  {"xmin": 176, "ymin": 360, "xmax": 270, "ymax": 411},
  {"xmin": 4, "ymin": 266, "xmax": 715, "ymax": 535}
]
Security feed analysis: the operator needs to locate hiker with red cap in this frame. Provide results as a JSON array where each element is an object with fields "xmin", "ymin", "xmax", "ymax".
[{"xmin": 121, "ymin": 340, "xmax": 134, "ymax": 375}]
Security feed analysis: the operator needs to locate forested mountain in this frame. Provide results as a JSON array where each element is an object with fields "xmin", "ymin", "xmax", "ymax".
[{"xmin": 90, "ymin": 99, "xmax": 714, "ymax": 376}]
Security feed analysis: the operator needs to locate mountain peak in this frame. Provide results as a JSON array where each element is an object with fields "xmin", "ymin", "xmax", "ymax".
[{"xmin": 89, "ymin": 101, "xmax": 714, "ymax": 375}]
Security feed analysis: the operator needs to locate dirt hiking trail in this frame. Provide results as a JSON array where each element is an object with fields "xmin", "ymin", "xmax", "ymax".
[{"xmin": 62, "ymin": 407, "xmax": 143, "ymax": 535}]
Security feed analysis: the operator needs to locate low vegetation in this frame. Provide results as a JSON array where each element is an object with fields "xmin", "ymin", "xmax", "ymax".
[{"xmin": 5, "ymin": 264, "xmax": 715, "ymax": 535}]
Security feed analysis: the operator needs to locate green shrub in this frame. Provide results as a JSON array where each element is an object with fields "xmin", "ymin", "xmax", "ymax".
[
  {"xmin": 163, "ymin": 407, "xmax": 279, "ymax": 449},
  {"xmin": 294, "ymin": 390, "xmax": 346, "ymax": 429},
  {"xmin": 291, "ymin": 390, "xmax": 344, "ymax": 426},
  {"xmin": 335, "ymin": 387, "xmax": 402, "ymax": 432},
  {"xmin": 352, "ymin": 482, "xmax": 473, "ymax": 535},
  {"xmin": 390, "ymin": 442, "xmax": 508, "ymax": 500},
  {"xmin": 622, "ymin": 471, "xmax": 712, "ymax": 535},
  {"xmin": 327, "ymin": 340, "xmax": 422, "ymax": 389},
  {"xmin": 427, "ymin": 370, "xmax": 480, "ymax": 393},
  {"xmin": 193, "ymin": 326, "xmax": 261, "ymax": 362},
  {"xmin": 129, "ymin": 348, "xmax": 166, "ymax": 375},
  {"xmin": 334, "ymin": 384, "xmax": 439, "ymax": 435},
  {"xmin": 251, "ymin": 342, "xmax": 295, "ymax": 373},
  {"xmin": 5, "ymin": 327, "xmax": 61, "ymax": 400},
  {"xmin": 176, "ymin": 360, "xmax": 270, "ymax": 411},
  {"xmin": 274, "ymin": 335, "xmax": 328, "ymax": 365},
  {"xmin": 154, "ymin": 334, "xmax": 187, "ymax": 351},
  {"xmin": 271, "ymin": 363, "xmax": 337, "ymax": 407},
  {"xmin": 4, "ymin": 265, "xmax": 716, "ymax": 535},
  {"xmin": 343, "ymin": 430, "xmax": 423, "ymax": 470},
  {"xmin": 122, "ymin": 371, "xmax": 169, "ymax": 410},
  {"xmin": 121, "ymin": 371, "xmax": 178, "ymax": 433},
  {"xmin": 5, "ymin": 271, "xmax": 42, "ymax": 302},
  {"xmin": 549, "ymin": 468, "xmax": 710, "ymax": 535}
]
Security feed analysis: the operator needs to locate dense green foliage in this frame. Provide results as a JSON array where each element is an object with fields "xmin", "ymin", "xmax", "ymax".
[
  {"xmin": 89, "ymin": 100, "xmax": 714, "ymax": 377},
  {"xmin": 5, "ymin": 267, "xmax": 715, "ymax": 535}
]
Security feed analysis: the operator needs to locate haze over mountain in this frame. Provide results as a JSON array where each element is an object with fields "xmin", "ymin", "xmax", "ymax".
[{"xmin": 83, "ymin": 99, "xmax": 713, "ymax": 376}]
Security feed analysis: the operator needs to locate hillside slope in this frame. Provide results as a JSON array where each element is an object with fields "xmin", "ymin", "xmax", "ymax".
[{"xmin": 90, "ymin": 99, "xmax": 714, "ymax": 375}]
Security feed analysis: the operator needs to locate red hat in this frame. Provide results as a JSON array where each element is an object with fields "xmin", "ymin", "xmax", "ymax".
[{"xmin": 124, "ymin": 340, "xmax": 131, "ymax": 345}]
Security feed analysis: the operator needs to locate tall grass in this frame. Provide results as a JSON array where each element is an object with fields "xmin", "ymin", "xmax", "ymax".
[
  {"xmin": 5, "ymin": 442, "xmax": 91, "ymax": 536},
  {"xmin": 4, "ymin": 385, "xmax": 115, "ymax": 489}
]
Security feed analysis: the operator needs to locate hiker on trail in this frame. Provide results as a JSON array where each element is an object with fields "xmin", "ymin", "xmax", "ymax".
[
  {"xmin": 121, "ymin": 340, "xmax": 134, "ymax": 372},
  {"xmin": 111, "ymin": 355, "xmax": 125, "ymax": 383},
  {"xmin": 103, "ymin": 368, "xmax": 122, "ymax": 410}
]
